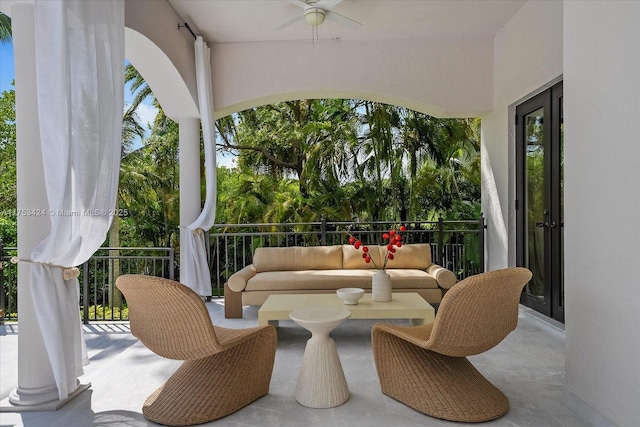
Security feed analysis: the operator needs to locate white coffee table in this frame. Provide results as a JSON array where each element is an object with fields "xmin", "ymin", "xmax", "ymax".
[
  {"xmin": 258, "ymin": 292, "xmax": 435, "ymax": 327},
  {"xmin": 289, "ymin": 307, "xmax": 351, "ymax": 408}
]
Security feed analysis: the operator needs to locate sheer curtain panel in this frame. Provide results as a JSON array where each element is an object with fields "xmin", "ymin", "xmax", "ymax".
[
  {"xmin": 182, "ymin": 36, "xmax": 217, "ymax": 296},
  {"xmin": 31, "ymin": 0, "xmax": 124, "ymax": 400}
]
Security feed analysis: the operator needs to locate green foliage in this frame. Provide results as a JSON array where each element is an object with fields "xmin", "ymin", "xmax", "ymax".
[
  {"xmin": 117, "ymin": 107, "xmax": 180, "ymax": 249},
  {"xmin": 0, "ymin": 85, "xmax": 16, "ymax": 245},
  {"xmin": 216, "ymin": 100, "xmax": 481, "ymax": 224},
  {"xmin": 85, "ymin": 305, "xmax": 129, "ymax": 321}
]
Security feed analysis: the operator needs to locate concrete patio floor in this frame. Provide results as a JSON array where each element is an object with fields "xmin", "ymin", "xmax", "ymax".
[{"xmin": 0, "ymin": 301, "xmax": 585, "ymax": 427}]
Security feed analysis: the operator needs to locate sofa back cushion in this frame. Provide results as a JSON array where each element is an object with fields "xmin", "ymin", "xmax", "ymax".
[
  {"xmin": 342, "ymin": 244, "xmax": 383, "ymax": 269},
  {"xmin": 253, "ymin": 246, "xmax": 343, "ymax": 272},
  {"xmin": 385, "ymin": 243, "xmax": 432, "ymax": 269}
]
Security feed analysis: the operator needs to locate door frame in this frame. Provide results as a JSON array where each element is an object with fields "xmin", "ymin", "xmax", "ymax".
[{"xmin": 515, "ymin": 81, "xmax": 564, "ymax": 322}]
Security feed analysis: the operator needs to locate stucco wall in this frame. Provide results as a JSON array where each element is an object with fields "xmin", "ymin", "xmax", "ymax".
[
  {"xmin": 563, "ymin": 1, "xmax": 640, "ymax": 426},
  {"xmin": 210, "ymin": 37, "xmax": 493, "ymax": 118},
  {"xmin": 124, "ymin": 0, "xmax": 198, "ymax": 120},
  {"xmin": 481, "ymin": 0, "xmax": 563, "ymax": 270}
]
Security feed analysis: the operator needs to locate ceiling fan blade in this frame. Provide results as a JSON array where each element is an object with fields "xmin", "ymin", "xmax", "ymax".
[
  {"xmin": 315, "ymin": 0, "xmax": 343, "ymax": 10},
  {"xmin": 274, "ymin": 14, "xmax": 304, "ymax": 30},
  {"xmin": 325, "ymin": 10, "xmax": 362, "ymax": 30},
  {"xmin": 288, "ymin": 0, "xmax": 310, "ymax": 9}
]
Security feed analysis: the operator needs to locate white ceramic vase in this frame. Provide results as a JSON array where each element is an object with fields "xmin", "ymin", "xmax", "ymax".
[{"xmin": 372, "ymin": 270, "xmax": 392, "ymax": 302}]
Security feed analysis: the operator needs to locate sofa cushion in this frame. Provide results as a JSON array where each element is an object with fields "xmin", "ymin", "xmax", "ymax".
[
  {"xmin": 246, "ymin": 270, "xmax": 376, "ymax": 291},
  {"xmin": 253, "ymin": 246, "xmax": 343, "ymax": 272},
  {"xmin": 342, "ymin": 244, "xmax": 383, "ymax": 269},
  {"xmin": 385, "ymin": 269, "xmax": 438, "ymax": 288},
  {"xmin": 343, "ymin": 243, "xmax": 432, "ymax": 270},
  {"xmin": 385, "ymin": 244, "xmax": 432, "ymax": 269},
  {"xmin": 244, "ymin": 269, "xmax": 439, "ymax": 291}
]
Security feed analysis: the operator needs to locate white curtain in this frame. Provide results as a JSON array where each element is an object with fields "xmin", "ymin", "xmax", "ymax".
[
  {"xmin": 32, "ymin": 0, "xmax": 124, "ymax": 400},
  {"xmin": 182, "ymin": 36, "xmax": 217, "ymax": 296}
]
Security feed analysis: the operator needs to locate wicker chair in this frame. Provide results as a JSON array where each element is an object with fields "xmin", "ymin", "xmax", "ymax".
[
  {"xmin": 116, "ymin": 275, "xmax": 277, "ymax": 426},
  {"xmin": 371, "ymin": 267, "xmax": 532, "ymax": 423}
]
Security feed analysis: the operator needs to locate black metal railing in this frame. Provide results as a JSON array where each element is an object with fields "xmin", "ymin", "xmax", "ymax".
[
  {"xmin": 209, "ymin": 216, "xmax": 486, "ymax": 297},
  {"xmin": 80, "ymin": 247, "xmax": 174, "ymax": 323},
  {"xmin": 0, "ymin": 243, "xmax": 174, "ymax": 323},
  {"xmin": 1, "ymin": 217, "xmax": 485, "ymax": 322},
  {"xmin": 0, "ymin": 239, "xmax": 16, "ymax": 324}
]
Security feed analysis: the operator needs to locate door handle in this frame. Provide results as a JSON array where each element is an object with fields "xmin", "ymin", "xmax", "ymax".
[{"xmin": 536, "ymin": 221, "xmax": 557, "ymax": 229}]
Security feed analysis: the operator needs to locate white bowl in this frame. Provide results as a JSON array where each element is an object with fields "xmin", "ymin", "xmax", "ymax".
[{"xmin": 336, "ymin": 288, "xmax": 365, "ymax": 305}]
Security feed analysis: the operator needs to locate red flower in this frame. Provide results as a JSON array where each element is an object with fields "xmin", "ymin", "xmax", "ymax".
[{"xmin": 347, "ymin": 224, "xmax": 407, "ymax": 270}]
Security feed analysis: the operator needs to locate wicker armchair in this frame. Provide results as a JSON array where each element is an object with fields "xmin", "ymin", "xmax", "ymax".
[
  {"xmin": 371, "ymin": 267, "xmax": 532, "ymax": 422},
  {"xmin": 116, "ymin": 275, "xmax": 277, "ymax": 426}
]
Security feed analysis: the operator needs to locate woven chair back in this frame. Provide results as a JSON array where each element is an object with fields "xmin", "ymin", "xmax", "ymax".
[
  {"xmin": 116, "ymin": 275, "xmax": 223, "ymax": 360},
  {"xmin": 425, "ymin": 267, "xmax": 532, "ymax": 357}
]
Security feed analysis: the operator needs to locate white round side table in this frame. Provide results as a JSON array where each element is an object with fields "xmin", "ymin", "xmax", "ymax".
[{"xmin": 289, "ymin": 306, "xmax": 351, "ymax": 408}]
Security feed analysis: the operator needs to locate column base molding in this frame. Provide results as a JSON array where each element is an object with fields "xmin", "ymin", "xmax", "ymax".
[{"xmin": 0, "ymin": 381, "xmax": 91, "ymax": 412}]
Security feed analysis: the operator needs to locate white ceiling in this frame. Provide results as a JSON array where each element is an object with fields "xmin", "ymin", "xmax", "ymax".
[{"xmin": 168, "ymin": 0, "xmax": 527, "ymax": 43}]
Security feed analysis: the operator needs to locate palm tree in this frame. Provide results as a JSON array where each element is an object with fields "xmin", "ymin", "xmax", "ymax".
[
  {"xmin": 124, "ymin": 63, "xmax": 154, "ymax": 112},
  {"xmin": 0, "ymin": 13, "xmax": 11, "ymax": 44},
  {"xmin": 108, "ymin": 105, "xmax": 146, "ymax": 309},
  {"xmin": 218, "ymin": 99, "xmax": 358, "ymax": 198}
]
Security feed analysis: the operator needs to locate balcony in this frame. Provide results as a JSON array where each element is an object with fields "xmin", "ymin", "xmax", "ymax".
[
  {"xmin": 0, "ymin": 301, "xmax": 576, "ymax": 426},
  {"xmin": 0, "ymin": 219, "xmax": 583, "ymax": 425}
]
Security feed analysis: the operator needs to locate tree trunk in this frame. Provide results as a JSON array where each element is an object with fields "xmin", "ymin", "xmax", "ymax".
[{"xmin": 108, "ymin": 216, "xmax": 122, "ymax": 311}]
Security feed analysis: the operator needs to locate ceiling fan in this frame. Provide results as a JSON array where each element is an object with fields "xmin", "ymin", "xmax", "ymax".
[{"xmin": 275, "ymin": 0, "xmax": 362, "ymax": 31}]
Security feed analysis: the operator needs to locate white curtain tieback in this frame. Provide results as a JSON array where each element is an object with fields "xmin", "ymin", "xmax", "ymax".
[
  {"xmin": 10, "ymin": 257, "xmax": 81, "ymax": 280},
  {"xmin": 178, "ymin": 225, "xmax": 205, "ymax": 234}
]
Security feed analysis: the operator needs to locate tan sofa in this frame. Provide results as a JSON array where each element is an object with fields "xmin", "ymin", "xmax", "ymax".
[{"xmin": 224, "ymin": 244, "xmax": 457, "ymax": 318}]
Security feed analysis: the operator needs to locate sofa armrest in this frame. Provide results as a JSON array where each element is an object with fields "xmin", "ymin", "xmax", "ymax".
[
  {"xmin": 426, "ymin": 264, "xmax": 457, "ymax": 289},
  {"xmin": 228, "ymin": 264, "xmax": 257, "ymax": 292}
]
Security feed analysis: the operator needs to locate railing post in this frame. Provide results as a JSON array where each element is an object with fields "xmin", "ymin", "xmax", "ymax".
[
  {"xmin": 0, "ymin": 238, "xmax": 4, "ymax": 324},
  {"xmin": 479, "ymin": 213, "xmax": 486, "ymax": 273},
  {"xmin": 437, "ymin": 215, "xmax": 445, "ymax": 266},
  {"xmin": 169, "ymin": 248, "xmax": 175, "ymax": 280},
  {"xmin": 320, "ymin": 216, "xmax": 327, "ymax": 246},
  {"xmin": 83, "ymin": 261, "xmax": 89, "ymax": 324}
]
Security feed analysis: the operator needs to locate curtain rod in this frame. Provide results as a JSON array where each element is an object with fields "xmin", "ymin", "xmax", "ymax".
[{"xmin": 178, "ymin": 22, "xmax": 197, "ymax": 40}]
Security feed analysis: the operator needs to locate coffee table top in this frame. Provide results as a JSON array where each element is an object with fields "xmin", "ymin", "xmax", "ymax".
[
  {"xmin": 258, "ymin": 292, "xmax": 434, "ymax": 326},
  {"xmin": 289, "ymin": 306, "xmax": 352, "ymax": 324}
]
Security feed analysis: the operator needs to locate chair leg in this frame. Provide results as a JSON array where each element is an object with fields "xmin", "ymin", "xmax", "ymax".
[
  {"xmin": 142, "ymin": 328, "xmax": 276, "ymax": 426},
  {"xmin": 372, "ymin": 327, "xmax": 509, "ymax": 423}
]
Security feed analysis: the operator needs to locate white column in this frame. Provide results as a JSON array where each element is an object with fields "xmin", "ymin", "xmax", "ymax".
[
  {"xmin": 179, "ymin": 118, "xmax": 202, "ymax": 280},
  {"xmin": 4, "ymin": 2, "xmax": 63, "ymax": 408}
]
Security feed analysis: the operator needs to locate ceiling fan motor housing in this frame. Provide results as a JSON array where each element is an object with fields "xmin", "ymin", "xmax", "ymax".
[{"xmin": 304, "ymin": 7, "xmax": 326, "ymax": 26}]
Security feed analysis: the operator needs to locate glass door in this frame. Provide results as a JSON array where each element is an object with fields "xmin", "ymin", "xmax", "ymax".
[{"xmin": 516, "ymin": 82, "xmax": 564, "ymax": 322}]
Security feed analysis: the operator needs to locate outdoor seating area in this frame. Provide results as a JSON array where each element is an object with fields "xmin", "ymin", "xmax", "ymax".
[
  {"xmin": 225, "ymin": 244, "xmax": 457, "ymax": 319},
  {"xmin": 0, "ymin": 293, "xmax": 577, "ymax": 427},
  {"xmin": 1, "ymin": 1, "xmax": 638, "ymax": 425}
]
